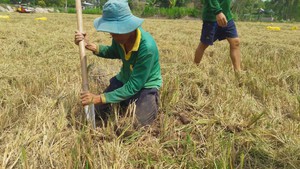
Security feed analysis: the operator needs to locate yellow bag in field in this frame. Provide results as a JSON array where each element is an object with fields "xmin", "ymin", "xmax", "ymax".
[
  {"xmin": 267, "ymin": 26, "xmax": 281, "ymax": 31},
  {"xmin": 0, "ymin": 15, "xmax": 10, "ymax": 19},
  {"xmin": 291, "ymin": 26, "xmax": 298, "ymax": 30},
  {"xmin": 35, "ymin": 17, "xmax": 47, "ymax": 21}
]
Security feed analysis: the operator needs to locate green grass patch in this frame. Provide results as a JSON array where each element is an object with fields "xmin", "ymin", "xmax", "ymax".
[{"xmin": 142, "ymin": 6, "xmax": 200, "ymax": 19}]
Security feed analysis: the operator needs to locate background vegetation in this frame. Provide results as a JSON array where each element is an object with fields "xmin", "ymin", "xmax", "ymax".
[
  {"xmin": 0, "ymin": 0, "xmax": 300, "ymax": 21},
  {"xmin": 0, "ymin": 12, "xmax": 299, "ymax": 168}
]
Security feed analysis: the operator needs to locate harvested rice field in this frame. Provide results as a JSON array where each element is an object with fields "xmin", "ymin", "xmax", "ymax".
[{"xmin": 0, "ymin": 12, "xmax": 300, "ymax": 168}]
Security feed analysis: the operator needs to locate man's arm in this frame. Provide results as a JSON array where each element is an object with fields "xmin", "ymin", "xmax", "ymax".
[
  {"xmin": 93, "ymin": 40, "xmax": 121, "ymax": 59},
  {"xmin": 207, "ymin": 0, "xmax": 227, "ymax": 27},
  {"xmin": 207, "ymin": 0, "xmax": 222, "ymax": 15},
  {"xmin": 102, "ymin": 48, "xmax": 155, "ymax": 103},
  {"xmin": 74, "ymin": 31, "xmax": 120, "ymax": 59}
]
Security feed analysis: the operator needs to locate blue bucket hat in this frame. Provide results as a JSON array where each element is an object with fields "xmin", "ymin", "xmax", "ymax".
[{"xmin": 93, "ymin": 0, "xmax": 144, "ymax": 34}]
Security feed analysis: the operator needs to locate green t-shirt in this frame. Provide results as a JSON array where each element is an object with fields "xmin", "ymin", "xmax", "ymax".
[
  {"xmin": 202, "ymin": 0, "xmax": 233, "ymax": 22},
  {"xmin": 94, "ymin": 27, "xmax": 162, "ymax": 103}
]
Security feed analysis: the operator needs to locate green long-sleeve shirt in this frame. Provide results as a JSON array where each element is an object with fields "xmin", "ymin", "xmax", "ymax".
[
  {"xmin": 202, "ymin": 0, "xmax": 233, "ymax": 22},
  {"xmin": 94, "ymin": 27, "xmax": 162, "ymax": 103}
]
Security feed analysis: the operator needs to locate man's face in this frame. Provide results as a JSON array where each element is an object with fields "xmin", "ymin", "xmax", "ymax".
[{"xmin": 110, "ymin": 33, "xmax": 131, "ymax": 44}]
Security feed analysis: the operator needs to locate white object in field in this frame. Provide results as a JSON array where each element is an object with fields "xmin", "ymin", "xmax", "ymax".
[{"xmin": 85, "ymin": 104, "xmax": 95, "ymax": 128}]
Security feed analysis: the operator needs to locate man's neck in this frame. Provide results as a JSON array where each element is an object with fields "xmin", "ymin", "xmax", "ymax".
[{"xmin": 124, "ymin": 30, "xmax": 137, "ymax": 53}]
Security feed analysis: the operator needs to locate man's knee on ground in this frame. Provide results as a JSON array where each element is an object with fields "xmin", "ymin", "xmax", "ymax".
[{"xmin": 135, "ymin": 94, "xmax": 158, "ymax": 126}]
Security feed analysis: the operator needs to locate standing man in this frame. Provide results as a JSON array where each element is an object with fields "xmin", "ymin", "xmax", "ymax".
[
  {"xmin": 194, "ymin": 0, "xmax": 241, "ymax": 72},
  {"xmin": 75, "ymin": 0, "xmax": 162, "ymax": 126}
]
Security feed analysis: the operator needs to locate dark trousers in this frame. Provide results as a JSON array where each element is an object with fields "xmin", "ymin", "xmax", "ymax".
[{"xmin": 96, "ymin": 76, "xmax": 159, "ymax": 126}]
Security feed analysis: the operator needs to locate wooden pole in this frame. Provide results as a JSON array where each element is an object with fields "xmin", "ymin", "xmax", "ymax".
[
  {"xmin": 75, "ymin": 0, "xmax": 95, "ymax": 128},
  {"xmin": 75, "ymin": 0, "xmax": 89, "ymax": 92}
]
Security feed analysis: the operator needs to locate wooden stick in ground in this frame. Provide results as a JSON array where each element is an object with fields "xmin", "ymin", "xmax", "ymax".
[{"xmin": 75, "ymin": 0, "xmax": 95, "ymax": 128}]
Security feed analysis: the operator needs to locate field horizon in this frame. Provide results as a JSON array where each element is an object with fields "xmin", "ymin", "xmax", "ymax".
[{"xmin": 0, "ymin": 12, "xmax": 300, "ymax": 168}]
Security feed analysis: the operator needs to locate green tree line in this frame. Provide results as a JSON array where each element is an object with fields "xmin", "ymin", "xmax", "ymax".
[{"xmin": 1, "ymin": 0, "xmax": 299, "ymax": 21}]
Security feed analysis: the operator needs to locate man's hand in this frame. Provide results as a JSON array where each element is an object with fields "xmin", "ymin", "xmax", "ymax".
[
  {"xmin": 74, "ymin": 31, "xmax": 97, "ymax": 52},
  {"xmin": 80, "ymin": 91, "xmax": 102, "ymax": 106},
  {"xmin": 216, "ymin": 12, "xmax": 228, "ymax": 27}
]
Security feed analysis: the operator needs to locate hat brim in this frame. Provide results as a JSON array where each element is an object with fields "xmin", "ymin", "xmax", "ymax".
[{"xmin": 94, "ymin": 15, "xmax": 144, "ymax": 34}]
